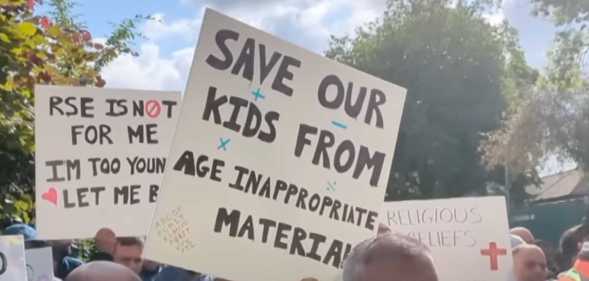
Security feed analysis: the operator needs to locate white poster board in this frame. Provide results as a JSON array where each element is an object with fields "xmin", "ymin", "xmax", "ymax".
[
  {"xmin": 381, "ymin": 196, "xmax": 513, "ymax": 281},
  {"xmin": 25, "ymin": 247, "xmax": 54, "ymax": 281},
  {"xmin": 0, "ymin": 235, "xmax": 27, "ymax": 281},
  {"xmin": 145, "ymin": 9, "xmax": 406, "ymax": 281},
  {"xmin": 35, "ymin": 85, "xmax": 181, "ymax": 239}
]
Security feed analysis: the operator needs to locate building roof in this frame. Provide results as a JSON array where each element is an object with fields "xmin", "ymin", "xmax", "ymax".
[{"xmin": 526, "ymin": 169, "xmax": 589, "ymax": 201}]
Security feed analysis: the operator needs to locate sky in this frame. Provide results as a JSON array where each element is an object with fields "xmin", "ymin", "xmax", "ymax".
[{"xmin": 43, "ymin": 0, "xmax": 561, "ymax": 92}]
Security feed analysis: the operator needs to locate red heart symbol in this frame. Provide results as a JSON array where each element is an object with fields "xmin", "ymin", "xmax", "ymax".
[{"xmin": 42, "ymin": 187, "xmax": 58, "ymax": 206}]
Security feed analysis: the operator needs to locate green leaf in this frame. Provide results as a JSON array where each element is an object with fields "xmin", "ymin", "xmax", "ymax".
[
  {"xmin": 0, "ymin": 33, "xmax": 10, "ymax": 43},
  {"xmin": 47, "ymin": 26, "xmax": 61, "ymax": 37},
  {"xmin": 16, "ymin": 22, "xmax": 37, "ymax": 37}
]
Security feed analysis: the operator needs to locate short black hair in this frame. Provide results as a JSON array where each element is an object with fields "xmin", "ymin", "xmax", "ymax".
[{"xmin": 560, "ymin": 225, "xmax": 581, "ymax": 255}]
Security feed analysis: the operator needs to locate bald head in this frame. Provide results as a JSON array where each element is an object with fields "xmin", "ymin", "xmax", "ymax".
[
  {"xmin": 513, "ymin": 245, "xmax": 546, "ymax": 281},
  {"xmin": 343, "ymin": 233, "xmax": 438, "ymax": 281},
  {"xmin": 66, "ymin": 261, "xmax": 140, "ymax": 281},
  {"xmin": 95, "ymin": 227, "xmax": 117, "ymax": 254},
  {"xmin": 511, "ymin": 227, "xmax": 535, "ymax": 243}
]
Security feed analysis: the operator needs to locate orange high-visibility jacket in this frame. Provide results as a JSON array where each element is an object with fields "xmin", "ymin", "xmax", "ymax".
[{"xmin": 560, "ymin": 260, "xmax": 589, "ymax": 281}]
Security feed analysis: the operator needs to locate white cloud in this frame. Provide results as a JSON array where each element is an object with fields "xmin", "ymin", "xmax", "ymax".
[
  {"xmin": 101, "ymin": 43, "xmax": 194, "ymax": 91},
  {"xmin": 93, "ymin": 37, "xmax": 107, "ymax": 45},
  {"xmin": 142, "ymin": 13, "xmax": 202, "ymax": 42},
  {"xmin": 483, "ymin": 11, "xmax": 505, "ymax": 26},
  {"xmin": 100, "ymin": 0, "xmax": 387, "ymax": 90},
  {"xmin": 483, "ymin": 0, "xmax": 515, "ymax": 26},
  {"xmin": 183, "ymin": 0, "xmax": 386, "ymax": 52}
]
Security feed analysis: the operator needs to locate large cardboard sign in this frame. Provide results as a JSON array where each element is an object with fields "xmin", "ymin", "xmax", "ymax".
[
  {"xmin": 35, "ymin": 85, "xmax": 181, "ymax": 239},
  {"xmin": 25, "ymin": 247, "xmax": 54, "ymax": 281},
  {"xmin": 145, "ymin": 9, "xmax": 406, "ymax": 281},
  {"xmin": 0, "ymin": 235, "xmax": 27, "ymax": 281},
  {"xmin": 381, "ymin": 197, "xmax": 513, "ymax": 281}
]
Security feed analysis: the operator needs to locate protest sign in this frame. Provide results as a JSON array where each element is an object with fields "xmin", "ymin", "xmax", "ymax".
[
  {"xmin": 35, "ymin": 85, "xmax": 181, "ymax": 239},
  {"xmin": 144, "ymin": 9, "xmax": 406, "ymax": 281},
  {"xmin": 381, "ymin": 196, "xmax": 513, "ymax": 281},
  {"xmin": 0, "ymin": 235, "xmax": 27, "ymax": 281},
  {"xmin": 25, "ymin": 247, "xmax": 53, "ymax": 281}
]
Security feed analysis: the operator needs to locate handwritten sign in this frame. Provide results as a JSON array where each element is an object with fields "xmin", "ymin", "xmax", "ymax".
[
  {"xmin": 381, "ymin": 197, "xmax": 513, "ymax": 281},
  {"xmin": 0, "ymin": 235, "xmax": 27, "ymax": 281},
  {"xmin": 35, "ymin": 85, "xmax": 180, "ymax": 239},
  {"xmin": 144, "ymin": 9, "xmax": 406, "ymax": 281},
  {"xmin": 25, "ymin": 247, "xmax": 53, "ymax": 281}
]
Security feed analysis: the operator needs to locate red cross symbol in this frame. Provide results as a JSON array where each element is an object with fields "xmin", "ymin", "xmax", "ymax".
[{"xmin": 480, "ymin": 242, "xmax": 507, "ymax": 271}]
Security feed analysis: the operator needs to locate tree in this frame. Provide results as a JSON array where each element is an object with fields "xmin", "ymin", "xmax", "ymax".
[
  {"xmin": 327, "ymin": 0, "xmax": 533, "ymax": 200},
  {"xmin": 531, "ymin": 0, "xmax": 589, "ymax": 26},
  {"xmin": 0, "ymin": 0, "xmax": 142, "ymax": 225},
  {"xmin": 482, "ymin": 0, "xmax": 589, "ymax": 205}
]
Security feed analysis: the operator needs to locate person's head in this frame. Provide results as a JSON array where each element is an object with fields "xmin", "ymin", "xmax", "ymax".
[
  {"xmin": 560, "ymin": 225, "xmax": 582, "ymax": 269},
  {"xmin": 113, "ymin": 237, "xmax": 144, "ymax": 274},
  {"xmin": 343, "ymin": 232, "xmax": 438, "ymax": 281},
  {"xmin": 513, "ymin": 244, "xmax": 547, "ymax": 281},
  {"xmin": 576, "ymin": 224, "xmax": 589, "ymax": 249},
  {"xmin": 511, "ymin": 227, "xmax": 535, "ymax": 244},
  {"xmin": 533, "ymin": 240, "xmax": 558, "ymax": 279},
  {"xmin": 95, "ymin": 228, "xmax": 117, "ymax": 254},
  {"xmin": 65, "ymin": 261, "xmax": 140, "ymax": 281}
]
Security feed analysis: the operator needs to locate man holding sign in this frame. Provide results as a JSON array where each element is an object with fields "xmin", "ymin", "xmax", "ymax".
[{"xmin": 145, "ymin": 8, "xmax": 406, "ymax": 281}]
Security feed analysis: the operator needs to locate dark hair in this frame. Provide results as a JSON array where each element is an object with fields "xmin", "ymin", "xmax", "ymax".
[
  {"xmin": 559, "ymin": 224, "xmax": 585, "ymax": 271},
  {"xmin": 116, "ymin": 237, "xmax": 144, "ymax": 249},
  {"xmin": 533, "ymin": 240, "xmax": 558, "ymax": 279}
]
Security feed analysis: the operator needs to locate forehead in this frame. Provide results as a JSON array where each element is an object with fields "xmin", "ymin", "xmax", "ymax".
[{"xmin": 114, "ymin": 244, "xmax": 142, "ymax": 255}]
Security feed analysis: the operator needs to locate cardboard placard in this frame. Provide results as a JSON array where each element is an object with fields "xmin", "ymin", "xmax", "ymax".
[
  {"xmin": 145, "ymin": 9, "xmax": 406, "ymax": 281},
  {"xmin": 25, "ymin": 247, "xmax": 54, "ymax": 281},
  {"xmin": 0, "ymin": 235, "xmax": 27, "ymax": 281},
  {"xmin": 35, "ymin": 85, "xmax": 181, "ymax": 239},
  {"xmin": 381, "ymin": 197, "xmax": 513, "ymax": 281}
]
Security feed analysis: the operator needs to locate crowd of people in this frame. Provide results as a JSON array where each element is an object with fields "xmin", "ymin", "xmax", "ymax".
[
  {"xmin": 4, "ymin": 216, "xmax": 589, "ymax": 281},
  {"xmin": 508, "ymin": 223, "xmax": 589, "ymax": 281}
]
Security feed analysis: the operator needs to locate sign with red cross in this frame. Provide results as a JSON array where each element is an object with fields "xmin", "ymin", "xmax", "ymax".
[{"xmin": 381, "ymin": 196, "xmax": 514, "ymax": 281}]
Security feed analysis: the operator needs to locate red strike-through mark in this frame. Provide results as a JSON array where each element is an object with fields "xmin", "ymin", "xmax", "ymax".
[{"xmin": 145, "ymin": 100, "xmax": 161, "ymax": 118}]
